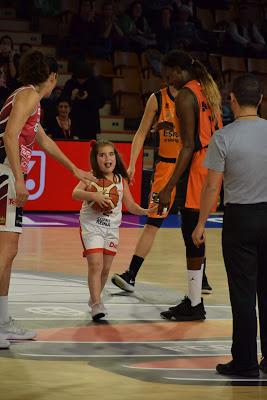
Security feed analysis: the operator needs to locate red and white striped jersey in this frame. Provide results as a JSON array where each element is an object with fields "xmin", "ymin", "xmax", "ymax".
[{"xmin": 0, "ymin": 85, "xmax": 40, "ymax": 173}]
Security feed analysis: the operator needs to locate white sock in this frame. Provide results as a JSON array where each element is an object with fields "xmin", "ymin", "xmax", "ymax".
[
  {"xmin": 0, "ymin": 296, "xmax": 9, "ymax": 323},
  {"xmin": 187, "ymin": 264, "xmax": 204, "ymax": 307}
]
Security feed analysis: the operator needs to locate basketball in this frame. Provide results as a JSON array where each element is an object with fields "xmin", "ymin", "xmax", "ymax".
[{"xmin": 86, "ymin": 178, "xmax": 119, "ymax": 212}]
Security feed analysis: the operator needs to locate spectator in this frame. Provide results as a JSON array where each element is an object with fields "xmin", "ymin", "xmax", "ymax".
[
  {"xmin": 33, "ymin": 0, "xmax": 61, "ymax": 16},
  {"xmin": 41, "ymin": 85, "xmax": 62, "ymax": 127},
  {"xmin": 67, "ymin": 0, "xmax": 98, "ymax": 59},
  {"xmin": 96, "ymin": 1, "xmax": 129, "ymax": 52},
  {"xmin": 0, "ymin": 35, "xmax": 17, "ymax": 108},
  {"xmin": 174, "ymin": 5, "xmax": 208, "ymax": 51},
  {"xmin": 13, "ymin": 43, "xmax": 32, "ymax": 74},
  {"xmin": 261, "ymin": 7, "xmax": 267, "ymax": 45},
  {"xmin": 46, "ymin": 97, "xmax": 78, "ymax": 140},
  {"xmin": 62, "ymin": 62, "xmax": 105, "ymax": 140},
  {"xmin": 155, "ymin": 6, "xmax": 177, "ymax": 53},
  {"xmin": 142, "ymin": 0, "xmax": 173, "ymax": 30},
  {"xmin": 226, "ymin": 5, "xmax": 267, "ymax": 56},
  {"xmin": 119, "ymin": 0, "xmax": 156, "ymax": 52}
]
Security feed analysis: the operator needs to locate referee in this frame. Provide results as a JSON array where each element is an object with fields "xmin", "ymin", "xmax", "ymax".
[{"xmin": 192, "ymin": 73, "xmax": 267, "ymax": 377}]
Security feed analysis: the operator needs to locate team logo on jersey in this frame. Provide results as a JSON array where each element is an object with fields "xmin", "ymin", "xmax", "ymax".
[
  {"xmin": 26, "ymin": 150, "xmax": 46, "ymax": 201},
  {"xmin": 96, "ymin": 216, "xmax": 110, "ymax": 227}
]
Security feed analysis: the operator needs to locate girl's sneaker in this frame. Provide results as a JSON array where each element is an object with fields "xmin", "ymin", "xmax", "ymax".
[
  {"xmin": 0, "ymin": 334, "xmax": 9, "ymax": 349},
  {"xmin": 91, "ymin": 303, "xmax": 106, "ymax": 321}
]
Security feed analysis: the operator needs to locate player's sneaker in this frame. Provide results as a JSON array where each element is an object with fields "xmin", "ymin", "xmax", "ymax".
[
  {"xmin": 161, "ymin": 296, "xmax": 206, "ymax": 321},
  {"xmin": 91, "ymin": 303, "xmax": 106, "ymax": 322},
  {"xmin": 260, "ymin": 357, "xmax": 267, "ymax": 373},
  {"xmin": 0, "ymin": 334, "xmax": 10, "ymax": 349},
  {"xmin": 0, "ymin": 317, "xmax": 37, "ymax": 340},
  {"xmin": 111, "ymin": 271, "xmax": 135, "ymax": 292},
  {"xmin": 202, "ymin": 272, "xmax": 213, "ymax": 294}
]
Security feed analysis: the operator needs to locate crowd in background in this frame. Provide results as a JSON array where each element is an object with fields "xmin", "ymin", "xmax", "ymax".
[{"xmin": 1, "ymin": 0, "xmax": 267, "ymax": 139}]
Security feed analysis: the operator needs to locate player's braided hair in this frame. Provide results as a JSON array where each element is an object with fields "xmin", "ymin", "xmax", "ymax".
[{"xmin": 162, "ymin": 50, "xmax": 221, "ymax": 122}]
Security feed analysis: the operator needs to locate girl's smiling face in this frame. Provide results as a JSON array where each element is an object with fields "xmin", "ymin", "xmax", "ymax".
[{"xmin": 97, "ymin": 145, "xmax": 116, "ymax": 175}]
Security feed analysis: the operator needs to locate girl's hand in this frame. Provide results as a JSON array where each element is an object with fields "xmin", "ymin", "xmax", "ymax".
[{"xmin": 92, "ymin": 192, "xmax": 112, "ymax": 209}]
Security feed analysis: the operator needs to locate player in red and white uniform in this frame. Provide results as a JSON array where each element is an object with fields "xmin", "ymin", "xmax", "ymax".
[
  {"xmin": 0, "ymin": 51, "xmax": 94, "ymax": 348},
  {"xmin": 0, "ymin": 85, "xmax": 41, "ymax": 232},
  {"xmin": 73, "ymin": 140, "xmax": 154, "ymax": 321}
]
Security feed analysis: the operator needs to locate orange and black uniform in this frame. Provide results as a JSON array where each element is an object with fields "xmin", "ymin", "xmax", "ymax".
[
  {"xmin": 177, "ymin": 80, "xmax": 222, "ymax": 258},
  {"xmin": 176, "ymin": 80, "xmax": 223, "ymax": 211},
  {"xmin": 147, "ymin": 87, "xmax": 182, "ymax": 226}
]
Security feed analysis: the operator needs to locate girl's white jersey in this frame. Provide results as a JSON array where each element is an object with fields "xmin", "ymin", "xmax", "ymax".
[{"xmin": 80, "ymin": 177, "xmax": 124, "ymax": 229}]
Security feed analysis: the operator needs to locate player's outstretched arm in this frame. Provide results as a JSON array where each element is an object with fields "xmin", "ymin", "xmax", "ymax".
[
  {"xmin": 122, "ymin": 180, "xmax": 155, "ymax": 215},
  {"xmin": 128, "ymin": 94, "xmax": 157, "ymax": 179},
  {"xmin": 36, "ymin": 125, "xmax": 96, "ymax": 184}
]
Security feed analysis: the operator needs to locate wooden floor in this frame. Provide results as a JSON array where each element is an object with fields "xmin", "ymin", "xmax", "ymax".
[{"xmin": 1, "ymin": 222, "xmax": 267, "ymax": 400}]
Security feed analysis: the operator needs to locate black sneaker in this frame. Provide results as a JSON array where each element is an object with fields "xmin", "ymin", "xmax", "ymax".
[
  {"xmin": 161, "ymin": 296, "xmax": 206, "ymax": 321},
  {"xmin": 260, "ymin": 357, "xmax": 267, "ymax": 373},
  {"xmin": 216, "ymin": 360, "xmax": 260, "ymax": 377},
  {"xmin": 111, "ymin": 271, "xmax": 135, "ymax": 292},
  {"xmin": 202, "ymin": 271, "xmax": 213, "ymax": 294}
]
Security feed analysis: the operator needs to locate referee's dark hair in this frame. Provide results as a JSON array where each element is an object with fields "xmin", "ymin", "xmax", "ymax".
[{"xmin": 231, "ymin": 73, "xmax": 262, "ymax": 107}]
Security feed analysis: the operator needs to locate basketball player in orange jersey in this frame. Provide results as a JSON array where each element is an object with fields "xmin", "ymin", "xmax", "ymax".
[
  {"xmin": 111, "ymin": 65, "xmax": 213, "ymax": 298},
  {"xmin": 0, "ymin": 51, "xmax": 94, "ymax": 349},
  {"xmin": 158, "ymin": 50, "xmax": 222, "ymax": 321}
]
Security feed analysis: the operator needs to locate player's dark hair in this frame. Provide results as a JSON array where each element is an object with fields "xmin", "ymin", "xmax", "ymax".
[
  {"xmin": 231, "ymin": 73, "xmax": 262, "ymax": 107},
  {"xmin": 19, "ymin": 50, "xmax": 58, "ymax": 85},
  {"xmin": 162, "ymin": 50, "xmax": 221, "ymax": 121},
  {"xmin": 90, "ymin": 140, "xmax": 130, "ymax": 183}
]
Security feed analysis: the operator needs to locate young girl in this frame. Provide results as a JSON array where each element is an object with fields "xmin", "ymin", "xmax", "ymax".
[{"xmin": 72, "ymin": 140, "xmax": 153, "ymax": 321}]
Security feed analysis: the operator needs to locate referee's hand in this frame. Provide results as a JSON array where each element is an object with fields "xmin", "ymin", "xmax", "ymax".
[{"xmin": 192, "ymin": 224, "xmax": 205, "ymax": 247}]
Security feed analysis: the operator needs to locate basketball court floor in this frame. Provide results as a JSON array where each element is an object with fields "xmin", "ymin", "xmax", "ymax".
[{"xmin": 1, "ymin": 212, "xmax": 267, "ymax": 400}]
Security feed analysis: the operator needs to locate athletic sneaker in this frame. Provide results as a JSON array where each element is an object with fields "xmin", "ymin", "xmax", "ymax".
[
  {"xmin": 260, "ymin": 357, "xmax": 267, "ymax": 373},
  {"xmin": 0, "ymin": 317, "xmax": 37, "ymax": 340},
  {"xmin": 160, "ymin": 296, "xmax": 206, "ymax": 321},
  {"xmin": 201, "ymin": 272, "xmax": 213, "ymax": 294},
  {"xmin": 0, "ymin": 334, "xmax": 10, "ymax": 349},
  {"xmin": 88, "ymin": 299, "xmax": 107, "ymax": 314},
  {"xmin": 91, "ymin": 303, "xmax": 106, "ymax": 322},
  {"xmin": 111, "ymin": 271, "xmax": 135, "ymax": 292}
]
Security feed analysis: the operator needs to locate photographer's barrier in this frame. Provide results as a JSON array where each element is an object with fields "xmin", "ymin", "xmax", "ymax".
[{"xmin": 24, "ymin": 141, "xmax": 142, "ymax": 211}]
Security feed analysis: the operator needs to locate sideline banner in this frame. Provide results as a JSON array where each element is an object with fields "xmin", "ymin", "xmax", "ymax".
[{"xmin": 24, "ymin": 141, "xmax": 142, "ymax": 211}]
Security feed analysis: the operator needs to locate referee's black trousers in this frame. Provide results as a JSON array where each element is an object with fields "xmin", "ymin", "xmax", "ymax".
[{"xmin": 222, "ymin": 203, "xmax": 267, "ymax": 370}]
